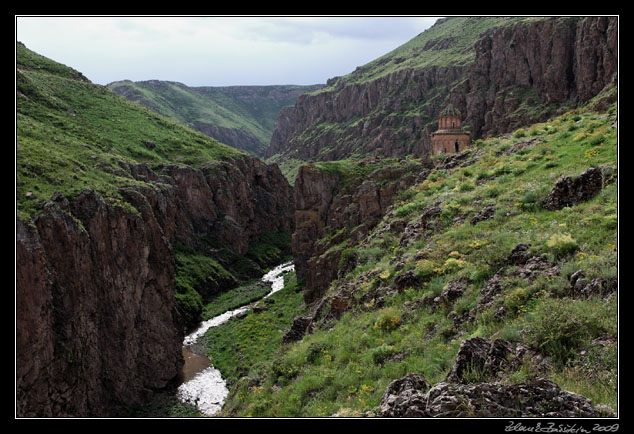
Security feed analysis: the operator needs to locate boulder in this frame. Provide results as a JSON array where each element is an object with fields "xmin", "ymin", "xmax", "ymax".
[
  {"xmin": 446, "ymin": 337, "xmax": 529, "ymax": 383},
  {"xmin": 378, "ymin": 337, "xmax": 604, "ymax": 418},
  {"xmin": 378, "ymin": 373, "xmax": 431, "ymax": 417},
  {"xmin": 544, "ymin": 166, "xmax": 615, "ymax": 211},
  {"xmin": 282, "ymin": 316, "xmax": 313, "ymax": 344}
]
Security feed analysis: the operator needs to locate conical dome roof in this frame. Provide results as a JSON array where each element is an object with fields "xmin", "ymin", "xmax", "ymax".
[{"xmin": 439, "ymin": 104, "xmax": 461, "ymax": 118}]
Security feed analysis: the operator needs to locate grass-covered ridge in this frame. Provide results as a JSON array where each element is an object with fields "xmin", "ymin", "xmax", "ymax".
[
  {"xmin": 311, "ymin": 16, "xmax": 547, "ymax": 94},
  {"xmin": 210, "ymin": 102, "xmax": 617, "ymax": 417},
  {"xmin": 108, "ymin": 80, "xmax": 322, "ymax": 156},
  {"xmin": 16, "ymin": 42, "xmax": 242, "ymax": 220}
]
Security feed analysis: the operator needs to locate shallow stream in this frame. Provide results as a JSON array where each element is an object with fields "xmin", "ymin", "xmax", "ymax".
[{"xmin": 176, "ymin": 261, "xmax": 295, "ymax": 416}]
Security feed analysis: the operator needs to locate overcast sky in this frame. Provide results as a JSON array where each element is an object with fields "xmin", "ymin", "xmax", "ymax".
[{"xmin": 16, "ymin": 16, "xmax": 441, "ymax": 87}]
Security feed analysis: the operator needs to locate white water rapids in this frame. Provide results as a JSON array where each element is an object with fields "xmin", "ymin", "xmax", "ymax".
[{"xmin": 176, "ymin": 261, "xmax": 295, "ymax": 416}]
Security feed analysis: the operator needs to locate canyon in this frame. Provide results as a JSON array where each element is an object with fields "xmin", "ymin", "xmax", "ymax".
[
  {"xmin": 108, "ymin": 80, "xmax": 323, "ymax": 157},
  {"xmin": 16, "ymin": 16, "xmax": 618, "ymax": 418},
  {"xmin": 16, "ymin": 156, "xmax": 294, "ymax": 416}
]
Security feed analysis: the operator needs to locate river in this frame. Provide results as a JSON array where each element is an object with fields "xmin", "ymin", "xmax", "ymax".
[{"xmin": 175, "ymin": 261, "xmax": 295, "ymax": 416}]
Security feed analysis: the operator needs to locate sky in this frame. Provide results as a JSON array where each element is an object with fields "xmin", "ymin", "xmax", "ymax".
[{"xmin": 15, "ymin": 16, "xmax": 441, "ymax": 87}]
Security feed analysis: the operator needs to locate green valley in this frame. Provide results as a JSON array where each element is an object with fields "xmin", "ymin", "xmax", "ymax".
[
  {"xmin": 108, "ymin": 80, "xmax": 322, "ymax": 156},
  {"xmin": 16, "ymin": 15, "xmax": 618, "ymax": 420}
]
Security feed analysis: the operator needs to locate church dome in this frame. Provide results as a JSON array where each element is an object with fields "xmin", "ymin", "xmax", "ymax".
[{"xmin": 439, "ymin": 104, "xmax": 462, "ymax": 118}]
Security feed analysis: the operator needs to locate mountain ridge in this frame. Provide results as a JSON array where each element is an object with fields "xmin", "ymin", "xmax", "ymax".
[
  {"xmin": 265, "ymin": 16, "xmax": 617, "ymax": 167},
  {"xmin": 108, "ymin": 79, "xmax": 323, "ymax": 156}
]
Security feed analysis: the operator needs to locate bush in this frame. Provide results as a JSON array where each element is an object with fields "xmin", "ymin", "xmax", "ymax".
[
  {"xmin": 416, "ymin": 259, "xmax": 438, "ymax": 280},
  {"xmin": 441, "ymin": 257, "xmax": 467, "ymax": 274},
  {"xmin": 374, "ymin": 307, "xmax": 402, "ymax": 331},
  {"xmin": 371, "ymin": 344, "xmax": 396, "ymax": 365},
  {"xmin": 338, "ymin": 247, "xmax": 358, "ymax": 273},
  {"xmin": 306, "ymin": 342, "xmax": 332, "ymax": 364},
  {"xmin": 546, "ymin": 233, "xmax": 579, "ymax": 259},
  {"xmin": 588, "ymin": 134, "xmax": 605, "ymax": 147},
  {"xmin": 524, "ymin": 298, "xmax": 616, "ymax": 367},
  {"xmin": 458, "ymin": 182, "xmax": 475, "ymax": 192},
  {"xmin": 484, "ymin": 187, "xmax": 500, "ymax": 198},
  {"xmin": 514, "ymin": 128, "xmax": 526, "ymax": 138},
  {"xmin": 518, "ymin": 190, "xmax": 540, "ymax": 211},
  {"xmin": 476, "ymin": 170, "xmax": 493, "ymax": 181},
  {"xmin": 394, "ymin": 200, "xmax": 424, "ymax": 217},
  {"xmin": 174, "ymin": 283, "xmax": 203, "ymax": 329}
]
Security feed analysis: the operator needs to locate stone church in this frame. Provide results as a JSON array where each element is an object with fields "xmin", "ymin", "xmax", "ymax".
[{"xmin": 430, "ymin": 105, "xmax": 471, "ymax": 155}]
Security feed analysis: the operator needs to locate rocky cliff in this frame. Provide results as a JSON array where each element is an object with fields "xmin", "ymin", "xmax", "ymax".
[
  {"xmin": 449, "ymin": 15, "xmax": 618, "ymax": 139},
  {"xmin": 292, "ymin": 158, "xmax": 431, "ymax": 303},
  {"xmin": 17, "ymin": 191, "xmax": 182, "ymax": 417},
  {"xmin": 266, "ymin": 16, "xmax": 617, "ymax": 162},
  {"xmin": 16, "ymin": 155, "xmax": 294, "ymax": 417}
]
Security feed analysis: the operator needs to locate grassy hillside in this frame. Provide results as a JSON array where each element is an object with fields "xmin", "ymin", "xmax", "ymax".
[
  {"xmin": 207, "ymin": 101, "xmax": 618, "ymax": 417},
  {"xmin": 108, "ymin": 80, "xmax": 322, "ymax": 156},
  {"xmin": 16, "ymin": 42, "xmax": 242, "ymax": 220},
  {"xmin": 17, "ymin": 42, "xmax": 297, "ymax": 335}
]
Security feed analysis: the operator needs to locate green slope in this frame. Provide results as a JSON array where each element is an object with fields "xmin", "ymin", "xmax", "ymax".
[
  {"xmin": 107, "ymin": 80, "xmax": 322, "ymax": 156},
  {"xmin": 207, "ymin": 102, "xmax": 618, "ymax": 417},
  {"xmin": 16, "ymin": 42, "xmax": 242, "ymax": 219}
]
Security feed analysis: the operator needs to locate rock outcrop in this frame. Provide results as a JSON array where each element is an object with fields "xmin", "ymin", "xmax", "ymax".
[
  {"xmin": 267, "ymin": 17, "xmax": 617, "ymax": 162},
  {"xmin": 16, "ymin": 155, "xmax": 294, "ymax": 417},
  {"xmin": 17, "ymin": 193, "xmax": 182, "ymax": 417},
  {"xmin": 543, "ymin": 165, "xmax": 616, "ymax": 211},
  {"xmin": 377, "ymin": 338, "xmax": 611, "ymax": 418},
  {"xmin": 292, "ymin": 160, "xmax": 429, "ymax": 303}
]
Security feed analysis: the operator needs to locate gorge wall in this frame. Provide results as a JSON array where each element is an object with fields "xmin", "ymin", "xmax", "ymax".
[
  {"xmin": 267, "ymin": 16, "xmax": 617, "ymax": 162},
  {"xmin": 292, "ymin": 158, "xmax": 431, "ymax": 303},
  {"xmin": 16, "ymin": 155, "xmax": 294, "ymax": 417}
]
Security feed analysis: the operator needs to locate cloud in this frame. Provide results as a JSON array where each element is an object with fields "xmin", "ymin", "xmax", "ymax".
[{"xmin": 16, "ymin": 16, "xmax": 441, "ymax": 86}]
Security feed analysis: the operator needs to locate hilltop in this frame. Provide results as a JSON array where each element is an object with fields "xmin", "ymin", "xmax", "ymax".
[
  {"xmin": 17, "ymin": 42, "xmax": 244, "ymax": 219},
  {"xmin": 108, "ymin": 80, "xmax": 323, "ymax": 156}
]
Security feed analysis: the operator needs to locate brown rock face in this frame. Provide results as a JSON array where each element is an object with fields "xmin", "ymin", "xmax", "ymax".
[
  {"xmin": 16, "ymin": 155, "xmax": 294, "ymax": 417},
  {"xmin": 16, "ymin": 192, "xmax": 182, "ymax": 417},
  {"xmin": 458, "ymin": 16, "xmax": 618, "ymax": 138},
  {"xmin": 292, "ymin": 160, "xmax": 428, "ymax": 303},
  {"xmin": 267, "ymin": 66, "xmax": 464, "ymax": 160},
  {"xmin": 128, "ymin": 156, "xmax": 294, "ymax": 256},
  {"xmin": 543, "ymin": 165, "xmax": 616, "ymax": 211},
  {"xmin": 267, "ymin": 17, "xmax": 617, "ymax": 162}
]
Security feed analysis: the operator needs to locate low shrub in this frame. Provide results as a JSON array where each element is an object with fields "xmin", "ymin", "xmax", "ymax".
[
  {"xmin": 546, "ymin": 233, "xmax": 579, "ymax": 259},
  {"xmin": 523, "ymin": 298, "xmax": 616, "ymax": 367},
  {"xmin": 374, "ymin": 307, "xmax": 402, "ymax": 331},
  {"xmin": 371, "ymin": 344, "xmax": 397, "ymax": 365}
]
